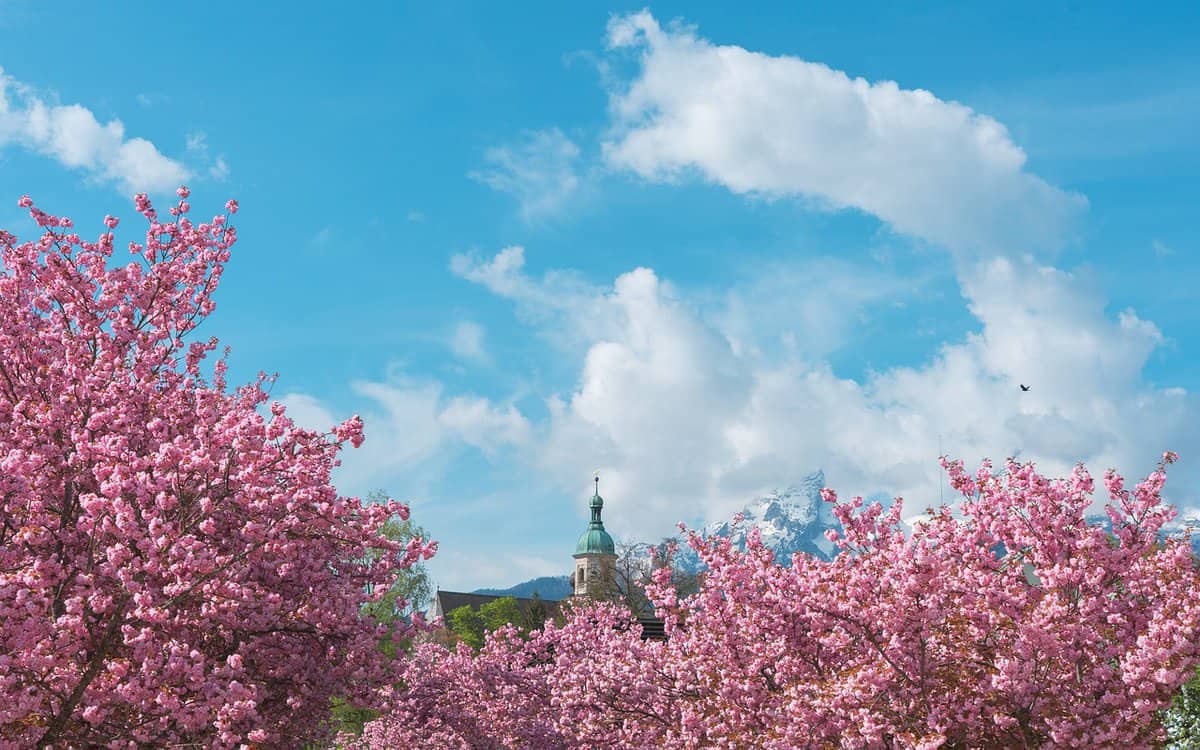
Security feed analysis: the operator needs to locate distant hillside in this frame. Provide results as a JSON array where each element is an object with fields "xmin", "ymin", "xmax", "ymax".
[{"xmin": 473, "ymin": 575, "xmax": 572, "ymax": 601}]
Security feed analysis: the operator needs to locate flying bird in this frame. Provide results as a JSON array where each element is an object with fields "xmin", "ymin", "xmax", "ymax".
[{"xmin": 1019, "ymin": 384, "xmax": 1031, "ymax": 392}]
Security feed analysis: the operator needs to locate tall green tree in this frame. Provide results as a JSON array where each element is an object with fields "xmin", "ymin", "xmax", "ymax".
[
  {"xmin": 361, "ymin": 515, "xmax": 434, "ymax": 637},
  {"xmin": 329, "ymin": 492, "xmax": 433, "ymax": 738},
  {"xmin": 1165, "ymin": 668, "xmax": 1200, "ymax": 748},
  {"xmin": 446, "ymin": 596, "xmax": 527, "ymax": 650}
]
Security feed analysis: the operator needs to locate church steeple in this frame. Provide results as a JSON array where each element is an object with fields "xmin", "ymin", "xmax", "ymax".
[
  {"xmin": 573, "ymin": 472, "xmax": 617, "ymax": 596},
  {"xmin": 588, "ymin": 475, "xmax": 605, "ymax": 526}
]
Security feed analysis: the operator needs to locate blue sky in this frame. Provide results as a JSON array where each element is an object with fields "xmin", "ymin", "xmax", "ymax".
[{"xmin": 2, "ymin": 2, "xmax": 1198, "ymax": 591}]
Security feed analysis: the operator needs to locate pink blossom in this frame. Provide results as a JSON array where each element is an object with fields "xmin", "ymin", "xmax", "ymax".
[
  {"xmin": 335, "ymin": 414, "xmax": 366, "ymax": 448},
  {"xmin": 358, "ymin": 457, "xmax": 1200, "ymax": 749},
  {"xmin": 0, "ymin": 193, "xmax": 429, "ymax": 748}
]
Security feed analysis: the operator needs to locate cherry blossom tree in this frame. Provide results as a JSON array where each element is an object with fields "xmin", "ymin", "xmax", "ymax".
[
  {"xmin": 355, "ymin": 454, "xmax": 1200, "ymax": 749},
  {"xmin": 0, "ymin": 191, "xmax": 435, "ymax": 748}
]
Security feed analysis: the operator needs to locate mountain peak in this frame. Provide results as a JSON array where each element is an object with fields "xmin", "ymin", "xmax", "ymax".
[{"xmin": 673, "ymin": 471, "xmax": 834, "ymax": 574}]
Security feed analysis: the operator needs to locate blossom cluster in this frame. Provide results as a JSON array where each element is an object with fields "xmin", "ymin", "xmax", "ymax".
[
  {"xmin": 355, "ymin": 455, "xmax": 1199, "ymax": 749},
  {"xmin": 0, "ymin": 192, "xmax": 434, "ymax": 748}
]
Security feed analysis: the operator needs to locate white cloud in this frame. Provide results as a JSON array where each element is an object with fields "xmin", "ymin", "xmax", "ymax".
[
  {"xmin": 288, "ymin": 246, "xmax": 1198, "ymax": 575},
  {"xmin": 281, "ymin": 377, "xmax": 531, "ymax": 494},
  {"xmin": 449, "ymin": 245, "xmax": 626, "ymax": 351},
  {"xmin": 453, "ymin": 247, "xmax": 1196, "ymax": 539},
  {"xmin": 469, "ymin": 128, "xmax": 583, "ymax": 221},
  {"xmin": 450, "ymin": 320, "xmax": 489, "ymax": 363},
  {"xmin": 715, "ymin": 258, "xmax": 926, "ymax": 360},
  {"xmin": 0, "ymin": 67, "xmax": 190, "ymax": 193},
  {"xmin": 277, "ymin": 393, "xmax": 338, "ymax": 432},
  {"xmin": 439, "ymin": 396, "xmax": 531, "ymax": 452},
  {"xmin": 451, "ymin": 245, "xmax": 533, "ymax": 298},
  {"xmin": 601, "ymin": 11, "xmax": 1086, "ymax": 254},
  {"xmin": 432, "ymin": 548, "xmax": 565, "ymax": 592}
]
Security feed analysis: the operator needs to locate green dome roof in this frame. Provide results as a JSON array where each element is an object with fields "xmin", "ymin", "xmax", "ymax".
[
  {"xmin": 575, "ymin": 527, "xmax": 616, "ymax": 555},
  {"xmin": 575, "ymin": 485, "xmax": 616, "ymax": 556}
]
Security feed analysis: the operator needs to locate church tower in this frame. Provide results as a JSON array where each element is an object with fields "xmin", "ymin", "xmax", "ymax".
[{"xmin": 573, "ymin": 474, "xmax": 616, "ymax": 597}]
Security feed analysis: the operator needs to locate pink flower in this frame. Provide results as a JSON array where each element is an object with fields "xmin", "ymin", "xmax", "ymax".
[
  {"xmin": 0, "ymin": 188, "xmax": 433, "ymax": 747},
  {"xmin": 335, "ymin": 414, "xmax": 366, "ymax": 448},
  {"xmin": 360, "ymin": 457, "xmax": 1200, "ymax": 749},
  {"xmin": 225, "ymin": 198, "xmax": 239, "ymax": 214}
]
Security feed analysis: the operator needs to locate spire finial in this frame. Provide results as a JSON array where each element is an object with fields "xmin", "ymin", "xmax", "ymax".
[{"xmin": 593, "ymin": 469, "xmax": 600, "ymax": 495}]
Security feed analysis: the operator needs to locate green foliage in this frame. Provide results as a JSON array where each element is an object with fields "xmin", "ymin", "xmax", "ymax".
[
  {"xmin": 361, "ymin": 516, "xmax": 433, "ymax": 642},
  {"xmin": 446, "ymin": 605, "xmax": 486, "ymax": 650},
  {"xmin": 446, "ymin": 596, "xmax": 529, "ymax": 650},
  {"xmin": 1165, "ymin": 667, "xmax": 1200, "ymax": 749},
  {"xmin": 330, "ymin": 492, "xmax": 433, "ymax": 738},
  {"xmin": 327, "ymin": 697, "xmax": 380, "ymax": 741}
]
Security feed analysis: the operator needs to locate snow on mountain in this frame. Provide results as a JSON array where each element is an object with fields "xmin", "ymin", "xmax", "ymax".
[{"xmin": 670, "ymin": 470, "xmax": 836, "ymax": 575}]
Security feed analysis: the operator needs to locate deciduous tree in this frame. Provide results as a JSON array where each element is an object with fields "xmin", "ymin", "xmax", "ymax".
[
  {"xmin": 0, "ymin": 191, "xmax": 435, "ymax": 748},
  {"xmin": 356, "ymin": 455, "xmax": 1200, "ymax": 748}
]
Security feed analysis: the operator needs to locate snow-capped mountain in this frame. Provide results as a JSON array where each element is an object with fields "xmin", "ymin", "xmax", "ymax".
[{"xmin": 670, "ymin": 470, "xmax": 837, "ymax": 575}]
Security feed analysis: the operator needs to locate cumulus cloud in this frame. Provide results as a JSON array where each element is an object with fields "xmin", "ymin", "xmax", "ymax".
[
  {"xmin": 279, "ymin": 12, "xmax": 1194, "ymax": 564},
  {"xmin": 454, "ymin": 247, "xmax": 1196, "ymax": 538},
  {"xmin": 439, "ymin": 396, "xmax": 531, "ymax": 452},
  {"xmin": 715, "ymin": 258, "xmax": 926, "ymax": 360},
  {"xmin": 0, "ymin": 67, "xmax": 190, "ymax": 193},
  {"xmin": 601, "ymin": 11, "xmax": 1087, "ymax": 254},
  {"xmin": 470, "ymin": 128, "xmax": 583, "ymax": 221}
]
